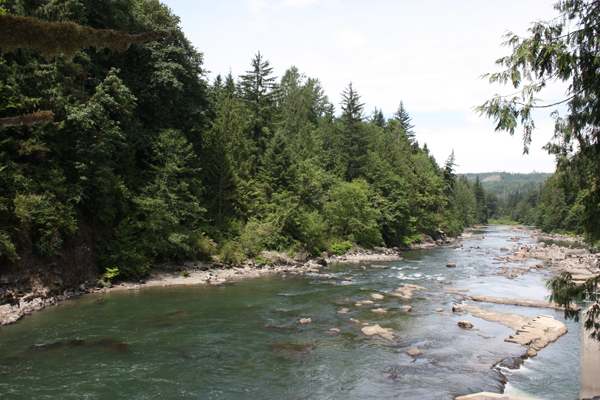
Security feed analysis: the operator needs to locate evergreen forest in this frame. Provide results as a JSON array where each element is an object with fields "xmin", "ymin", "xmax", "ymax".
[{"xmin": 0, "ymin": 0, "xmax": 503, "ymax": 280}]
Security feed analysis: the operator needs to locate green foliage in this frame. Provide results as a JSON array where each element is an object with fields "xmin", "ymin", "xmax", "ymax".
[
  {"xmin": 330, "ymin": 241, "xmax": 353, "ymax": 256},
  {"xmin": 133, "ymin": 129, "xmax": 211, "ymax": 262},
  {"xmin": 98, "ymin": 219, "xmax": 151, "ymax": 280},
  {"xmin": 13, "ymin": 192, "xmax": 77, "ymax": 256},
  {"xmin": 324, "ymin": 179, "xmax": 382, "ymax": 248}
]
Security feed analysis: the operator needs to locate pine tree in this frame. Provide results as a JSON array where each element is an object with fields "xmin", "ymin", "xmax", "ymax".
[
  {"xmin": 339, "ymin": 82, "xmax": 367, "ymax": 182},
  {"xmin": 370, "ymin": 107, "xmax": 385, "ymax": 127},
  {"xmin": 393, "ymin": 100, "xmax": 415, "ymax": 141},
  {"xmin": 239, "ymin": 51, "xmax": 277, "ymax": 151}
]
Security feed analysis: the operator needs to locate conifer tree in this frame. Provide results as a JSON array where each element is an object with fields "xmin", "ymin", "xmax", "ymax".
[
  {"xmin": 239, "ymin": 51, "xmax": 277, "ymax": 151},
  {"xmin": 339, "ymin": 82, "xmax": 367, "ymax": 182},
  {"xmin": 393, "ymin": 100, "xmax": 415, "ymax": 141}
]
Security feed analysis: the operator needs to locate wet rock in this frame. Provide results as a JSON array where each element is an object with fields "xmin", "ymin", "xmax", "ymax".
[
  {"xmin": 371, "ymin": 293, "xmax": 385, "ymax": 300},
  {"xmin": 361, "ymin": 324, "xmax": 394, "ymax": 340},
  {"xmin": 337, "ymin": 308, "xmax": 350, "ymax": 314},
  {"xmin": 497, "ymin": 356, "xmax": 524, "ymax": 370},
  {"xmin": 434, "ymin": 308, "xmax": 443, "ymax": 312},
  {"xmin": 371, "ymin": 308, "xmax": 388, "ymax": 314},
  {"xmin": 329, "ymin": 328, "xmax": 341, "ymax": 333},
  {"xmin": 470, "ymin": 295, "xmax": 580, "ymax": 311},
  {"xmin": 458, "ymin": 321, "xmax": 473, "ymax": 329},
  {"xmin": 299, "ymin": 318, "xmax": 312, "ymax": 324},
  {"xmin": 446, "ymin": 263, "xmax": 456, "ymax": 268},
  {"xmin": 30, "ymin": 341, "xmax": 62, "ymax": 351},
  {"xmin": 406, "ymin": 348, "xmax": 422, "ymax": 356},
  {"xmin": 393, "ymin": 284, "xmax": 427, "ymax": 300},
  {"xmin": 399, "ymin": 306, "xmax": 413, "ymax": 312}
]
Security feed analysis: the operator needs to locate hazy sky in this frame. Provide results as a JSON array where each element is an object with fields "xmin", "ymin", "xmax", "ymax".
[{"xmin": 160, "ymin": 0, "xmax": 566, "ymax": 173}]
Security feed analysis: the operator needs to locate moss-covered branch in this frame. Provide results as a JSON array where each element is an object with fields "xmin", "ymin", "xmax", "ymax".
[
  {"xmin": 0, "ymin": 14, "xmax": 170, "ymax": 59},
  {"xmin": 0, "ymin": 110, "xmax": 54, "ymax": 127}
]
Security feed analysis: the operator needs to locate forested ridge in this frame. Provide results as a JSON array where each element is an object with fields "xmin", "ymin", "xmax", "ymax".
[{"xmin": 0, "ymin": 0, "xmax": 501, "ymax": 281}]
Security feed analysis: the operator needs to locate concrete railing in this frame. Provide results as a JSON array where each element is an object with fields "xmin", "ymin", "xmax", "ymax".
[{"xmin": 580, "ymin": 304, "xmax": 600, "ymax": 399}]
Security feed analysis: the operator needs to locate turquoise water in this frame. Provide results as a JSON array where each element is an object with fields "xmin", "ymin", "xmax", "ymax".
[{"xmin": 0, "ymin": 226, "xmax": 580, "ymax": 399}]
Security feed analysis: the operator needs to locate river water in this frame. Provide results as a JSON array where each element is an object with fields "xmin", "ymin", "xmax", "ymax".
[{"xmin": 0, "ymin": 226, "xmax": 581, "ymax": 399}]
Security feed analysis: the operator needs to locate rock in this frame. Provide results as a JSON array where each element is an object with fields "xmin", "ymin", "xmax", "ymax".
[
  {"xmin": 293, "ymin": 252, "xmax": 308, "ymax": 262},
  {"xmin": 79, "ymin": 284, "xmax": 86, "ymax": 291},
  {"xmin": 434, "ymin": 308, "xmax": 444, "ymax": 312},
  {"xmin": 498, "ymin": 356, "xmax": 524, "ymax": 370},
  {"xmin": 337, "ymin": 308, "xmax": 350, "ymax": 314},
  {"xmin": 329, "ymin": 328, "xmax": 341, "ymax": 333},
  {"xmin": 371, "ymin": 308, "xmax": 388, "ymax": 314},
  {"xmin": 458, "ymin": 321, "xmax": 473, "ymax": 329},
  {"xmin": 446, "ymin": 263, "xmax": 456, "ymax": 268},
  {"xmin": 299, "ymin": 318, "xmax": 312, "ymax": 324},
  {"xmin": 371, "ymin": 293, "xmax": 385, "ymax": 300},
  {"xmin": 406, "ymin": 348, "xmax": 422, "ymax": 356},
  {"xmin": 259, "ymin": 251, "xmax": 296, "ymax": 265},
  {"xmin": 394, "ymin": 284, "xmax": 427, "ymax": 300},
  {"xmin": 361, "ymin": 324, "xmax": 394, "ymax": 340},
  {"xmin": 399, "ymin": 306, "xmax": 413, "ymax": 312},
  {"xmin": 470, "ymin": 294, "xmax": 580, "ymax": 311},
  {"xmin": 371, "ymin": 265, "xmax": 390, "ymax": 269},
  {"xmin": 500, "ymin": 247, "xmax": 509, "ymax": 251}
]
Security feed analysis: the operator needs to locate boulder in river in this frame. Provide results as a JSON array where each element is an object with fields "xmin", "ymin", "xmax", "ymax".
[
  {"xmin": 406, "ymin": 348, "xmax": 422, "ymax": 356},
  {"xmin": 371, "ymin": 308, "xmax": 388, "ymax": 314},
  {"xmin": 446, "ymin": 263, "xmax": 456, "ymax": 268},
  {"xmin": 458, "ymin": 321, "xmax": 473, "ymax": 329},
  {"xmin": 299, "ymin": 318, "xmax": 312, "ymax": 324},
  {"xmin": 394, "ymin": 284, "xmax": 427, "ymax": 300},
  {"xmin": 361, "ymin": 324, "xmax": 394, "ymax": 340}
]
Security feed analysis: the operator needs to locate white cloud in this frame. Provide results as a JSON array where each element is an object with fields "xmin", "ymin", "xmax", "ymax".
[{"xmin": 163, "ymin": 0, "xmax": 564, "ymax": 173}]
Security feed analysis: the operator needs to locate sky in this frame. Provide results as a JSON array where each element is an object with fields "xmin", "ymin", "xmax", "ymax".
[{"xmin": 160, "ymin": 0, "xmax": 567, "ymax": 173}]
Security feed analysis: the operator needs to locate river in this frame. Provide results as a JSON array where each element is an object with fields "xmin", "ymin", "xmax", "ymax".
[{"xmin": 0, "ymin": 226, "xmax": 581, "ymax": 399}]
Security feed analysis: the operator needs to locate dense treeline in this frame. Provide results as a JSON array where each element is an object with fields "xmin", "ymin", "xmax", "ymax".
[
  {"xmin": 499, "ymin": 171, "xmax": 587, "ymax": 238},
  {"xmin": 461, "ymin": 172, "xmax": 551, "ymax": 202},
  {"xmin": 0, "ymin": 0, "xmax": 490, "ymax": 280}
]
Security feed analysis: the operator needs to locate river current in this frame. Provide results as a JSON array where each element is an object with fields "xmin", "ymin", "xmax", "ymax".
[{"xmin": 0, "ymin": 226, "xmax": 581, "ymax": 399}]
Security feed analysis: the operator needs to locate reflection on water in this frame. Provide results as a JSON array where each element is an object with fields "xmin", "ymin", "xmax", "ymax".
[{"xmin": 0, "ymin": 226, "xmax": 580, "ymax": 399}]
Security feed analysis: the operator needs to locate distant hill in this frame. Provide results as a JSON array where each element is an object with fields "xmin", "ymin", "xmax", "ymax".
[{"xmin": 461, "ymin": 172, "xmax": 553, "ymax": 199}]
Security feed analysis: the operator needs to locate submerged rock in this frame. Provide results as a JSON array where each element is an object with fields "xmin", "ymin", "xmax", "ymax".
[{"xmin": 394, "ymin": 284, "xmax": 427, "ymax": 300}]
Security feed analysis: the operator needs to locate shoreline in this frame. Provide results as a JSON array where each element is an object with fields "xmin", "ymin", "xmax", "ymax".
[
  {"xmin": 1, "ymin": 227, "xmax": 598, "ymax": 327},
  {"xmin": 0, "ymin": 235, "xmax": 459, "ymax": 326}
]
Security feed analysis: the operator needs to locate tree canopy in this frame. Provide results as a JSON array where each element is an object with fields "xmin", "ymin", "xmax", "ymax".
[{"xmin": 478, "ymin": 0, "xmax": 600, "ymax": 340}]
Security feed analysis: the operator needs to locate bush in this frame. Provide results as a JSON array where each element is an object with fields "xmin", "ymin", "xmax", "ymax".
[
  {"xmin": 219, "ymin": 242, "xmax": 242, "ymax": 266},
  {"xmin": 330, "ymin": 241, "xmax": 353, "ymax": 255}
]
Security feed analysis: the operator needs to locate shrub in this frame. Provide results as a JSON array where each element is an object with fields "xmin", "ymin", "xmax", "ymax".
[{"xmin": 330, "ymin": 241, "xmax": 353, "ymax": 256}]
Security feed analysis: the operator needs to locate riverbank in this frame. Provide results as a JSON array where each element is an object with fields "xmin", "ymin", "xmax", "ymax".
[
  {"xmin": 2, "ymin": 226, "xmax": 597, "ymax": 328},
  {"xmin": 0, "ymin": 236, "xmax": 460, "ymax": 326}
]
